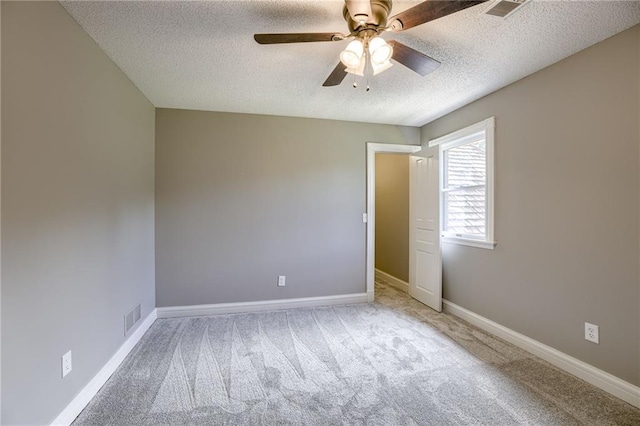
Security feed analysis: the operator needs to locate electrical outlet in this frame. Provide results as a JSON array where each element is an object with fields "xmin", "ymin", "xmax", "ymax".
[
  {"xmin": 278, "ymin": 275, "xmax": 286, "ymax": 287},
  {"xmin": 61, "ymin": 350, "xmax": 72, "ymax": 378},
  {"xmin": 585, "ymin": 322, "xmax": 599, "ymax": 344}
]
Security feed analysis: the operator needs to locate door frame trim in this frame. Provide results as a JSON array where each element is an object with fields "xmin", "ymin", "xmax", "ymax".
[{"xmin": 366, "ymin": 143, "xmax": 421, "ymax": 301}]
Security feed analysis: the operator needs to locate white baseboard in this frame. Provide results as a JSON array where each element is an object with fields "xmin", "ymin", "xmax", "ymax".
[
  {"xmin": 157, "ymin": 293, "xmax": 369, "ymax": 318},
  {"xmin": 375, "ymin": 268, "xmax": 409, "ymax": 293},
  {"xmin": 51, "ymin": 309, "xmax": 158, "ymax": 426},
  {"xmin": 442, "ymin": 300, "xmax": 640, "ymax": 409}
]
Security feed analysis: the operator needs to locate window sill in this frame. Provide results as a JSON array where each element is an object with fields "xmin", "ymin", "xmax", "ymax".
[{"xmin": 442, "ymin": 236, "xmax": 496, "ymax": 250}]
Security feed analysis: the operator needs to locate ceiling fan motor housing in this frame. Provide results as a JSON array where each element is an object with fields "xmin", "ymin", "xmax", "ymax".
[{"xmin": 343, "ymin": 0, "xmax": 392, "ymax": 33}]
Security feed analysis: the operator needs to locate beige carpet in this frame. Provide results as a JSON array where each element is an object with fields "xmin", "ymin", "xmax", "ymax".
[{"xmin": 73, "ymin": 280, "xmax": 640, "ymax": 425}]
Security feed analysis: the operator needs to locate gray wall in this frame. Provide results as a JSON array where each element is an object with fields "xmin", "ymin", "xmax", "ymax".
[
  {"xmin": 375, "ymin": 154, "xmax": 409, "ymax": 282},
  {"xmin": 638, "ymin": 26, "xmax": 640, "ymax": 390},
  {"xmin": 0, "ymin": 2, "xmax": 3, "ymax": 420},
  {"xmin": 421, "ymin": 26, "xmax": 640, "ymax": 386},
  {"xmin": 155, "ymin": 109, "xmax": 419, "ymax": 307},
  {"xmin": 1, "ymin": 2, "xmax": 156, "ymax": 425}
]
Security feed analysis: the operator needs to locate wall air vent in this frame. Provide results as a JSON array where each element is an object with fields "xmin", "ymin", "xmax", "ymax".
[
  {"xmin": 485, "ymin": 0, "xmax": 529, "ymax": 18},
  {"xmin": 124, "ymin": 303, "xmax": 142, "ymax": 336}
]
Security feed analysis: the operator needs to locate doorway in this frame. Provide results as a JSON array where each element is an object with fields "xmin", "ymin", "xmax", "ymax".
[
  {"xmin": 366, "ymin": 143, "xmax": 442, "ymax": 312},
  {"xmin": 374, "ymin": 153, "xmax": 411, "ymax": 295}
]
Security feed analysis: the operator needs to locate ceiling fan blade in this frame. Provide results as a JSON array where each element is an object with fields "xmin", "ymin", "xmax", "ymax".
[
  {"xmin": 323, "ymin": 62, "xmax": 349, "ymax": 87},
  {"xmin": 388, "ymin": 40, "xmax": 441, "ymax": 76},
  {"xmin": 388, "ymin": 0, "xmax": 488, "ymax": 32},
  {"xmin": 254, "ymin": 33, "xmax": 342, "ymax": 44}
]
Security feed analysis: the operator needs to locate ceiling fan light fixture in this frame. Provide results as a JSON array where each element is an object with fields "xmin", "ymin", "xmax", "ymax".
[
  {"xmin": 368, "ymin": 36, "xmax": 393, "ymax": 65},
  {"xmin": 340, "ymin": 39, "xmax": 364, "ymax": 68},
  {"xmin": 372, "ymin": 60, "xmax": 393, "ymax": 75},
  {"xmin": 345, "ymin": 55, "xmax": 366, "ymax": 76}
]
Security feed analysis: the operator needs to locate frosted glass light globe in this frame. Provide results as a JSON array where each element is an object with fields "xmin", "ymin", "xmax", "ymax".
[
  {"xmin": 369, "ymin": 37, "xmax": 392, "ymax": 65},
  {"xmin": 340, "ymin": 39, "xmax": 364, "ymax": 68}
]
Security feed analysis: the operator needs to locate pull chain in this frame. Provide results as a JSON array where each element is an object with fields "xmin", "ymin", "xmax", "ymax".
[
  {"xmin": 364, "ymin": 48, "xmax": 371, "ymax": 92},
  {"xmin": 349, "ymin": 40, "xmax": 372, "ymax": 91},
  {"xmin": 366, "ymin": 51, "xmax": 371, "ymax": 92}
]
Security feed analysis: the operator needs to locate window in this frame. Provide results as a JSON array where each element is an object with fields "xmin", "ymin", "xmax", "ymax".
[{"xmin": 429, "ymin": 117, "xmax": 495, "ymax": 249}]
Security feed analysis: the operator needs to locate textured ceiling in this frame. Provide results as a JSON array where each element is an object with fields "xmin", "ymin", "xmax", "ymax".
[{"xmin": 61, "ymin": 1, "xmax": 640, "ymax": 126}]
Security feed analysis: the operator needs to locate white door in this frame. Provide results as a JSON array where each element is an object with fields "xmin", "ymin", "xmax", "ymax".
[{"xmin": 409, "ymin": 146, "xmax": 442, "ymax": 312}]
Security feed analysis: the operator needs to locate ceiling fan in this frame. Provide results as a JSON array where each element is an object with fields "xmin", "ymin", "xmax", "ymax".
[{"xmin": 254, "ymin": 0, "xmax": 487, "ymax": 87}]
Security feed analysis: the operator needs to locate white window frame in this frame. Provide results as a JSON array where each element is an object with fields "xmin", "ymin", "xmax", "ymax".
[{"xmin": 428, "ymin": 117, "xmax": 496, "ymax": 250}]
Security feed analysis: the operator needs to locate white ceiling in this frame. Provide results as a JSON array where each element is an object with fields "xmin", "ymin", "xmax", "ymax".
[{"xmin": 61, "ymin": 1, "xmax": 640, "ymax": 126}]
